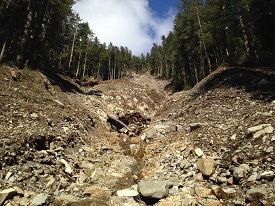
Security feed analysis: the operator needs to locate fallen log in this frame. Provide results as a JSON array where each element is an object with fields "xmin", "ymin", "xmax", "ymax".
[{"xmin": 107, "ymin": 113, "xmax": 134, "ymax": 132}]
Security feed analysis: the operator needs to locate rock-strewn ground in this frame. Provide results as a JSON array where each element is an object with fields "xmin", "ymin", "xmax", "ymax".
[{"xmin": 0, "ymin": 66, "xmax": 274, "ymax": 206}]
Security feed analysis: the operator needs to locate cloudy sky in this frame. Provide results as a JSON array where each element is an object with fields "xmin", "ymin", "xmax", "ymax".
[{"xmin": 73, "ymin": 0, "xmax": 178, "ymax": 56}]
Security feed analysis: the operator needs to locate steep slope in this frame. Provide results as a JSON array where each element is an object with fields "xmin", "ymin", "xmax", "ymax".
[{"xmin": 0, "ymin": 66, "xmax": 274, "ymax": 205}]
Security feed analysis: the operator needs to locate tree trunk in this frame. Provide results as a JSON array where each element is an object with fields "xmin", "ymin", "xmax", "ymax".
[
  {"xmin": 0, "ymin": 38, "xmax": 7, "ymax": 62},
  {"xmin": 238, "ymin": 13, "xmax": 258, "ymax": 64},
  {"xmin": 108, "ymin": 55, "xmax": 111, "ymax": 80},
  {"xmin": 113, "ymin": 57, "xmax": 116, "ymax": 79},
  {"xmin": 82, "ymin": 40, "xmax": 90, "ymax": 78},
  {"xmin": 75, "ymin": 52, "xmax": 81, "ymax": 78},
  {"xmin": 68, "ymin": 30, "xmax": 76, "ymax": 70},
  {"xmin": 195, "ymin": 0, "xmax": 212, "ymax": 73},
  {"xmin": 16, "ymin": 0, "xmax": 33, "ymax": 69}
]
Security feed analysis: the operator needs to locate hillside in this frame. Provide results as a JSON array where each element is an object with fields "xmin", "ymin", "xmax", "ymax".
[{"xmin": 0, "ymin": 66, "xmax": 274, "ymax": 206}]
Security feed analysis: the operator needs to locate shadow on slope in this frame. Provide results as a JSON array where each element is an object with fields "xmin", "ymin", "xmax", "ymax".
[{"xmin": 191, "ymin": 67, "xmax": 275, "ymax": 102}]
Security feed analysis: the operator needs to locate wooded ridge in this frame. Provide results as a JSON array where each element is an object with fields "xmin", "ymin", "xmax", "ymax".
[{"xmin": 0, "ymin": 0, "xmax": 274, "ymax": 89}]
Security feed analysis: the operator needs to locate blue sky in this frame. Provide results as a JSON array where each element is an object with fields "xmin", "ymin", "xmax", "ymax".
[
  {"xmin": 73, "ymin": 0, "xmax": 178, "ymax": 56},
  {"xmin": 149, "ymin": 0, "xmax": 179, "ymax": 17}
]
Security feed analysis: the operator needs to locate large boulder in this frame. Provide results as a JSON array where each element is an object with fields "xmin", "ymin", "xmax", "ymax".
[
  {"xmin": 196, "ymin": 158, "xmax": 216, "ymax": 177},
  {"xmin": 138, "ymin": 181, "xmax": 174, "ymax": 199}
]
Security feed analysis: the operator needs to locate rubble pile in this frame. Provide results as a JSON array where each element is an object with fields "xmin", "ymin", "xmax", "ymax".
[{"xmin": 0, "ymin": 66, "xmax": 274, "ymax": 205}]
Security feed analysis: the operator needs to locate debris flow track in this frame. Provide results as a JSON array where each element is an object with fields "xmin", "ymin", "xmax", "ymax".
[{"xmin": 0, "ymin": 66, "xmax": 274, "ymax": 205}]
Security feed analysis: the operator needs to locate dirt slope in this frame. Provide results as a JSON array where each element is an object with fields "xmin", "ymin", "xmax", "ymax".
[{"xmin": 0, "ymin": 66, "xmax": 274, "ymax": 205}]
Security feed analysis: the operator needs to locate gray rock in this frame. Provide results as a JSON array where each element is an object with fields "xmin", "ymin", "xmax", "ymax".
[
  {"xmin": 189, "ymin": 123, "xmax": 204, "ymax": 131},
  {"xmin": 265, "ymin": 146, "xmax": 273, "ymax": 153},
  {"xmin": 91, "ymin": 168, "xmax": 104, "ymax": 181},
  {"xmin": 168, "ymin": 186, "xmax": 179, "ymax": 195},
  {"xmin": 19, "ymin": 198, "xmax": 29, "ymax": 206},
  {"xmin": 253, "ymin": 126, "xmax": 274, "ymax": 139},
  {"xmin": 129, "ymin": 144, "xmax": 140, "ymax": 151},
  {"xmin": 0, "ymin": 188, "xmax": 18, "ymax": 205},
  {"xmin": 180, "ymin": 161, "xmax": 191, "ymax": 170},
  {"xmin": 175, "ymin": 124, "xmax": 183, "ymax": 131},
  {"xmin": 221, "ymin": 188, "xmax": 237, "ymax": 199},
  {"xmin": 54, "ymin": 195, "xmax": 77, "ymax": 204},
  {"xmin": 261, "ymin": 171, "xmax": 275, "ymax": 181},
  {"xmin": 247, "ymin": 124, "xmax": 270, "ymax": 133},
  {"xmin": 78, "ymin": 171, "xmax": 87, "ymax": 184},
  {"xmin": 117, "ymin": 189, "xmax": 139, "ymax": 197},
  {"xmin": 233, "ymin": 164, "xmax": 250, "ymax": 182},
  {"xmin": 32, "ymin": 193, "xmax": 49, "ymax": 206},
  {"xmin": 5, "ymin": 171, "xmax": 13, "ymax": 180},
  {"xmin": 60, "ymin": 159, "xmax": 73, "ymax": 174},
  {"xmin": 217, "ymin": 176, "xmax": 227, "ymax": 184},
  {"xmin": 246, "ymin": 187, "xmax": 267, "ymax": 202},
  {"xmin": 30, "ymin": 113, "xmax": 39, "ymax": 119},
  {"xmin": 247, "ymin": 173, "xmax": 257, "ymax": 182},
  {"xmin": 138, "ymin": 180, "xmax": 171, "ymax": 199},
  {"xmin": 196, "ymin": 158, "xmax": 215, "ymax": 177},
  {"xmin": 194, "ymin": 148, "xmax": 204, "ymax": 158}
]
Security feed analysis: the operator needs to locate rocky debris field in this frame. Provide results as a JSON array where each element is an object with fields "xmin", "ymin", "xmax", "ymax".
[{"xmin": 0, "ymin": 66, "xmax": 274, "ymax": 206}]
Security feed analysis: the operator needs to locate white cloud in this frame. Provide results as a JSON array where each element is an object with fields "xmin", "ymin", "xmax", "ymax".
[{"xmin": 73, "ymin": 0, "xmax": 176, "ymax": 56}]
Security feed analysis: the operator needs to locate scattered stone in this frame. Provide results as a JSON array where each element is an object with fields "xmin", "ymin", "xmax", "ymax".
[
  {"xmin": 0, "ymin": 188, "xmax": 18, "ymax": 205},
  {"xmin": 261, "ymin": 171, "xmax": 275, "ymax": 181},
  {"xmin": 230, "ymin": 134, "xmax": 237, "ymax": 140},
  {"xmin": 30, "ymin": 113, "xmax": 39, "ymax": 119},
  {"xmin": 195, "ymin": 173, "xmax": 204, "ymax": 181},
  {"xmin": 60, "ymin": 159, "xmax": 73, "ymax": 174},
  {"xmin": 196, "ymin": 158, "xmax": 216, "ymax": 177},
  {"xmin": 217, "ymin": 176, "xmax": 227, "ymax": 184},
  {"xmin": 195, "ymin": 148, "xmax": 204, "ymax": 158},
  {"xmin": 211, "ymin": 185, "xmax": 221, "ymax": 199},
  {"xmin": 83, "ymin": 186, "xmax": 112, "ymax": 198},
  {"xmin": 205, "ymin": 201, "xmax": 221, "ymax": 206},
  {"xmin": 175, "ymin": 124, "xmax": 183, "ymax": 131},
  {"xmin": 138, "ymin": 180, "xmax": 171, "ymax": 199},
  {"xmin": 54, "ymin": 194, "xmax": 77, "ymax": 204},
  {"xmin": 253, "ymin": 126, "xmax": 274, "ymax": 139},
  {"xmin": 117, "ymin": 189, "xmax": 139, "ymax": 197},
  {"xmin": 91, "ymin": 168, "xmax": 104, "ymax": 181},
  {"xmin": 46, "ymin": 176, "xmax": 55, "ymax": 188},
  {"xmin": 189, "ymin": 123, "xmax": 204, "ymax": 131},
  {"xmin": 246, "ymin": 187, "xmax": 267, "ymax": 202},
  {"xmin": 168, "ymin": 186, "xmax": 178, "ymax": 195},
  {"xmin": 32, "ymin": 193, "xmax": 49, "ymax": 206},
  {"xmin": 194, "ymin": 184, "xmax": 212, "ymax": 197},
  {"xmin": 247, "ymin": 173, "xmax": 257, "ymax": 182},
  {"xmin": 233, "ymin": 164, "xmax": 250, "ymax": 182},
  {"xmin": 265, "ymin": 146, "xmax": 273, "ymax": 154},
  {"xmin": 221, "ymin": 188, "xmax": 237, "ymax": 199},
  {"xmin": 19, "ymin": 198, "xmax": 30, "ymax": 206},
  {"xmin": 78, "ymin": 171, "xmax": 88, "ymax": 184},
  {"xmin": 227, "ymin": 177, "xmax": 234, "ymax": 185},
  {"xmin": 5, "ymin": 171, "xmax": 13, "ymax": 181}
]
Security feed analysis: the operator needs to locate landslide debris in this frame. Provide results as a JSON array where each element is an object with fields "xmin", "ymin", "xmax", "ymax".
[{"xmin": 0, "ymin": 66, "xmax": 274, "ymax": 206}]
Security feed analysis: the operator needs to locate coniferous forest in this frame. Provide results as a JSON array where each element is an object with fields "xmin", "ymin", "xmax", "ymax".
[{"xmin": 0, "ymin": 0, "xmax": 274, "ymax": 88}]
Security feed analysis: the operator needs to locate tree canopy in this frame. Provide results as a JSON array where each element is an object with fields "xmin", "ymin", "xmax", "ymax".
[
  {"xmin": 147, "ymin": 0, "xmax": 275, "ymax": 89},
  {"xmin": 0, "ymin": 0, "xmax": 140, "ymax": 80},
  {"xmin": 1, "ymin": 0, "xmax": 274, "ymax": 85}
]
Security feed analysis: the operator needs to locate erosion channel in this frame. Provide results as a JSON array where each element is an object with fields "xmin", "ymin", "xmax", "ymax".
[{"xmin": 0, "ymin": 66, "xmax": 274, "ymax": 205}]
